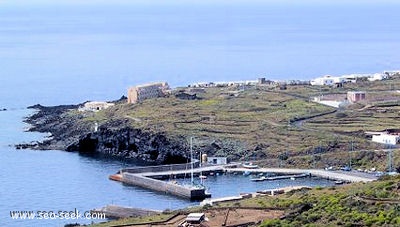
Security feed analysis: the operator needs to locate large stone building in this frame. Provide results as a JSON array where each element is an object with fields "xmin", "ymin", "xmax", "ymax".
[{"xmin": 127, "ymin": 82, "xmax": 169, "ymax": 104}]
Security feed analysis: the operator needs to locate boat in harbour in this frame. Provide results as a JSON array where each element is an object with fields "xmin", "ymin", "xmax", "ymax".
[
  {"xmin": 251, "ymin": 176, "xmax": 266, "ymax": 182},
  {"xmin": 242, "ymin": 162, "xmax": 259, "ymax": 169},
  {"xmin": 334, "ymin": 180, "xmax": 344, "ymax": 185}
]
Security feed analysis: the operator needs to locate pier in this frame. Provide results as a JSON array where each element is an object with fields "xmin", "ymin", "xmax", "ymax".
[
  {"xmin": 227, "ymin": 167, "xmax": 377, "ymax": 183},
  {"xmin": 110, "ymin": 164, "xmax": 377, "ymax": 200},
  {"xmin": 111, "ymin": 162, "xmax": 231, "ymax": 200},
  {"xmin": 250, "ymin": 173, "xmax": 310, "ymax": 181}
]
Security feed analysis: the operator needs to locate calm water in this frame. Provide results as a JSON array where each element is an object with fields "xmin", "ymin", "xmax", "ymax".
[
  {"xmin": 1, "ymin": 1, "xmax": 400, "ymax": 108},
  {"xmin": 1, "ymin": 0, "xmax": 400, "ymax": 226},
  {"xmin": 0, "ymin": 109, "xmax": 334, "ymax": 226},
  {"xmin": 177, "ymin": 174, "xmax": 335, "ymax": 199}
]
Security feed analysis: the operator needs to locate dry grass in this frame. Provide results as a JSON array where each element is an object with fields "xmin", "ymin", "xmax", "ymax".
[{"xmin": 75, "ymin": 78, "xmax": 400, "ymax": 169}]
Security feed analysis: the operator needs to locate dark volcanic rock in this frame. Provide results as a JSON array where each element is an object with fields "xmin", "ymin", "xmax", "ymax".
[
  {"xmin": 20, "ymin": 104, "xmax": 192, "ymax": 164},
  {"xmin": 20, "ymin": 103, "xmax": 249, "ymax": 164},
  {"xmin": 67, "ymin": 127, "xmax": 190, "ymax": 164},
  {"xmin": 24, "ymin": 103, "xmax": 90, "ymax": 150}
]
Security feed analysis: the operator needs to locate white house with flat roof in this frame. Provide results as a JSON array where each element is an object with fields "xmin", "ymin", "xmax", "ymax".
[
  {"xmin": 371, "ymin": 133, "xmax": 399, "ymax": 145},
  {"xmin": 368, "ymin": 73, "xmax": 388, "ymax": 82},
  {"xmin": 207, "ymin": 157, "xmax": 228, "ymax": 165},
  {"xmin": 79, "ymin": 101, "xmax": 114, "ymax": 112},
  {"xmin": 310, "ymin": 75, "xmax": 336, "ymax": 86}
]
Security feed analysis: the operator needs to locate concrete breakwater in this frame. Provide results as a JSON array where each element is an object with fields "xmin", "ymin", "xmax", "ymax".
[
  {"xmin": 110, "ymin": 164, "xmax": 377, "ymax": 200},
  {"xmin": 111, "ymin": 162, "xmax": 227, "ymax": 200},
  {"xmin": 122, "ymin": 172, "xmax": 208, "ymax": 200}
]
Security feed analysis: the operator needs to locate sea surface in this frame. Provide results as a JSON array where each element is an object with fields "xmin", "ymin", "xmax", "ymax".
[{"xmin": 1, "ymin": 0, "xmax": 400, "ymax": 226}]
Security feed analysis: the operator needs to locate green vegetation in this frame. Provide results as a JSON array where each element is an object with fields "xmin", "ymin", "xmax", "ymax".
[
  {"xmin": 258, "ymin": 175, "xmax": 400, "ymax": 227},
  {"xmin": 90, "ymin": 175, "xmax": 400, "ymax": 227},
  {"xmin": 67, "ymin": 77, "xmax": 400, "ymax": 169}
]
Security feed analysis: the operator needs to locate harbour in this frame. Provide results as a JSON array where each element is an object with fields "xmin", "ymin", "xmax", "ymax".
[{"xmin": 109, "ymin": 163, "xmax": 378, "ymax": 200}]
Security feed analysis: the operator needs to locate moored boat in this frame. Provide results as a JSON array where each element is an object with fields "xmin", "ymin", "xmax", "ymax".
[
  {"xmin": 242, "ymin": 162, "xmax": 259, "ymax": 169},
  {"xmin": 251, "ymin": 176, "xmax": 266, "ymax": 182}
]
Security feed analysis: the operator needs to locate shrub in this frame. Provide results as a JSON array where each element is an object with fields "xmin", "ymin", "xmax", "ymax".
[{"xmin": 260, "ymin": 219, "xmax": 283, "ymax": 227}]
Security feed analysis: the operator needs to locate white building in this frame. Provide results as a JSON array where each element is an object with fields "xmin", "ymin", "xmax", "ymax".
[
  {"xmin": 368, "ymin": 73, "xmax": 388, "ymax": 82},
  {"xmin": 79, "ymin": 101, "xmax": 114, "ymax": 112},
  {"xmin": 310, "ymin": 75, "xmax": 335, "ymax": 86},
  {"xmin": 312, "ymin": 98, "xmax": 347, "ymax": 108},
  {"xmin": 372, "ymin": 134, "xmax": 400, "ymax": 145},
  {"xmin": 207, "ymin": 157, "xmax": 228, "ymax": 165}
]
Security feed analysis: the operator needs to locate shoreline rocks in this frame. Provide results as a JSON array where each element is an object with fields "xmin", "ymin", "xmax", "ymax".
[
  {"xmin": 18, "ymin": 102, "xmax": 257, "ymax": 165},
  {"xmin": 19, "ymin": 104, "xmax": 193, "ymax": 164}
]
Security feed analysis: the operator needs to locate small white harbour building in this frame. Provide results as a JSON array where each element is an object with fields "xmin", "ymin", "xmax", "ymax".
[
  {"xmin": 79, "ymin": 101, "xmax": 114, "ymax": 112},
  {"xmin": 372, "ymin": 134, "xmax": 400, "ymax": 145}
]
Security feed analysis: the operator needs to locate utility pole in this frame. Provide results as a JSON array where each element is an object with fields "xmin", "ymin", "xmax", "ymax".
[
  {"xmin": 349, "ymin": 140, "xmax": 353, "ymax": 169},
  {"xmin": 190, "ymin": 136, "xmax": 194, "ymax": 185},
  {"xmin": 387, "ymin": 145, "xmax": 393, "ymax": 173}
]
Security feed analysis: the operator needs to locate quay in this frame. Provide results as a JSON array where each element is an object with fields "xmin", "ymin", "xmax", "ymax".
[
  {"xmin": 228, "ymin": 167, "xmax": 377, "ymax": 183},
  {"xmin": 251, "ymin": 173, "xmax": 310, "ymax": 181},
  {"xmin": 110, "ymin": 164, "xmax": 377, "ymax": 200},
  {"xmin": 201, "ymin": 186, "xmax": 312, "ymax": 206},
  {"xmin": 110, "ymin": 162, "xmax": 230, "ymax": 200}
]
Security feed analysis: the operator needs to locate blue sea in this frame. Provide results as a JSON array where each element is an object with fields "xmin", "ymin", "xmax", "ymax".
[{"xmin": 1, "ymin": 0, "xmax": 400, "ymax": 226}]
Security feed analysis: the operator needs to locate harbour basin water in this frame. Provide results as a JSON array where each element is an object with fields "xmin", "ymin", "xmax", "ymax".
[
  {"xmin": 169, "ymin": 173, "xmax": 336, "ymax": 200},
  {"xmin": 1, "ymin": 109, "xmax": 336, "ymax": 226},
  {"xmin": 2, "ymin": 2, "xmax": 400, "ymax": 226}
]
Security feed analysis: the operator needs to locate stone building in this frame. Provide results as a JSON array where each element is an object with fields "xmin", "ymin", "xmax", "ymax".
[
  {"xmin": 127, "ymin": 82, "xmax": 169, "ymax": 104},
  {"xmin": 347, "ymin": 91, "xmax": 366, "ymax": 103}
]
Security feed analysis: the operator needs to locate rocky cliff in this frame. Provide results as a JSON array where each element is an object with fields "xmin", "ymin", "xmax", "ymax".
[
  {"xmin": 18, "ymin": 104, "xmax": 231, "ymax": 164},
  {"xmin": 17, "ymin": 104, "xmax": 188, "ymax": 164},
  {"xmin": 66, "ymin": 123, "xmax": 190, "ymax": 164}
]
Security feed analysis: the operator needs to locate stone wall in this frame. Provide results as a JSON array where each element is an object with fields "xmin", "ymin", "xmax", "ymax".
[{"xmin": 122, "ymin": 172, "xmax": 206, "ymax": 199}]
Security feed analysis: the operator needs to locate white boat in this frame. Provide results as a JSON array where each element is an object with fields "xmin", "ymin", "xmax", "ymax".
[
  {"xmin": 251, "ymin": 176, "xmax": 266, "ymax": 182},
  {"xmin": 242, "ymin": 162, "xmax": 259, "ymax": 169},
  {"xmin": 334, "ymin": 180, "xmax": 344, "ymax": 185}
]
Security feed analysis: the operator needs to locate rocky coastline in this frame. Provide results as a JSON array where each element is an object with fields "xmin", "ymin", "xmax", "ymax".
[{"xmin": 16, "ymin": 103, "xmax": 237, "ymax": 164}]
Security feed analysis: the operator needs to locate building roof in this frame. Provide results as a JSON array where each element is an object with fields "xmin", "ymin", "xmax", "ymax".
[
  {"xmin": 186, "ymin": 213, "xmax": 205, "ymax": 222},
  {"xmin": 134, "ymin": 82, "xmax": 168, "ymax": 89},
  {"xmin": 347, "ymin": 91, "xmax": 366, "ymax": 94}
]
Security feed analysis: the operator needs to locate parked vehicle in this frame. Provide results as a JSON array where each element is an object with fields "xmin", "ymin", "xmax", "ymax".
[{"xmin": 341, "ymin": 166, "xmax": 351, "ymax": 171}]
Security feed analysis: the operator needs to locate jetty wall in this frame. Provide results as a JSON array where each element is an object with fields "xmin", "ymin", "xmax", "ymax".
[
  {"xmin": 121, "ymin": 161, "xmax": 200, "ymax": 174},
  {"xmin": 122, "ymin": 172, "xmax": 206, "ymax": 200}
]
